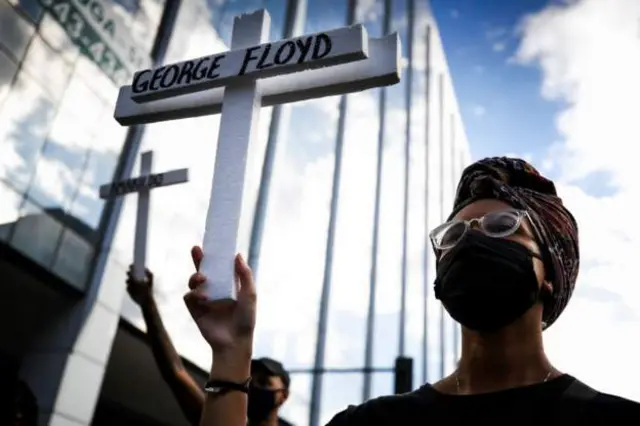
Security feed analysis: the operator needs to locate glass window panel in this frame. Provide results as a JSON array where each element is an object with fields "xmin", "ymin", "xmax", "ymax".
[
  {"xmin": 68, "ymin": 105, "xmax": 125, "ymax": 231},
  {"xmin": 322, "ymin": 0, "xmax": 386, "ymax": 375},
  {"xmin": 139, "ymin": 0, "xmax": 163, "ymax": 26},
  {"xmin": 0, "ymin": 73, "xmax": 57, "ymax": 192},
  {"xmin": 57, "ymin": 69, "xmax": 107, "ymax": 128},
  {"xmin": 405, "ymin": 1, "xmax": 431, "ymax": 388},
  {"xmin": 51, "ymin": 227, "xmax": 94, "ymax": 290},
  {"xmin": 38, "ymin": 13, "xmax": 81, "ymax": 63},
  {"xmin": 24, "ymin": 108, "xmax": 92, "ymax": 211},
  {"xmin": 305, "ymin": 0, "xmax": 347, "ymax": 32},
  {"xmin": 10, "ymin": 201, "xmax": 64, "ymax": 268},
  {"xmin": 211, "ymin": 0, "xmax": 264, "ymax": 46},
  {"xmin": 264, "ymin": 0, "xmax": 287, "ymax": 40},
  {"xmin": 356, "ymin": 0, "xmax": 383, "ymax": 36},
  {"xmin": 114, "ymin": 0, "xmax": 141, "ymax": 15},
  {"xmin": 280, "ymin": 373, "xmax": 311, "ymax": 426},
  {"xmin": 73, "ymin": 54, "xmax": 120, "ymax": 105},
  {"xmin": 369, "ymin": 371, "xmax": 394, "ymax": 399},
  {"xmin": 128, "ymin": 1, "xmax": 164, "ymax": 55},
  {"xmin": 0, "ymin": 2, "xmax": 36, "ymax": 61},
  {"xmin": 0, "ymin": 49, "xmax": 18, "ymax": 106},
  {"xmin": 7, "ymin": 0, "xmax": 44, "ymax": 23},
  {"xmin": 0, "ymin": 180, "xmax": 22, "ymax": 241},
  {"xmin": 372, "ymin": 0, "xmax": 408, "ymax": 371},
  {"xmin": 67, "ymin": 148, "xmax": 113, "ymax": 231},
  {"xmin": 21, "ymin": 34, "xmax": 74, "ymax": 101},
  {"xmin": 319, "ymin": 373, "xmax": 364, "ymax": 426},
  {"xmin": 323, "ymin": 90, "xmax": 380, "ymax": 371}
]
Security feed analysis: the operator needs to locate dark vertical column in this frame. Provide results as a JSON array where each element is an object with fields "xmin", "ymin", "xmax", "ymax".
[
  {"xmin": 90, "ymin": 0, "xmax": 182, "ymax": 299},
  {"xmin": 247, "ymin": 0, "xmax": 304, "ymax": 278},
  {"xmin": 394, "ymin": 356, "xmax": 413, "ymax": 394},
  {"xmin": 308, "ymin": 2, "xmax": 357, "ymax": 425},
  {"xmin": 399, "ymin": 0, "xmax": 415, "ymax": 359},
  {"xmin": 422, "ymin": 23, "xmax": 432, "ymax": 385},
  {"xmin": 437, "ymin": 72, "xmax": 445, "ymax": 380},
  {"xmin": 362, "ymin": 0, "xmax": 392, "ymax": 402}
]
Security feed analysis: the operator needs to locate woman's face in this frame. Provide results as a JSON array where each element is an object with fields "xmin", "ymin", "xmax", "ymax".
[{"xmin": 449, "ymin": 199, "xmax": 549, "ymax": 292}]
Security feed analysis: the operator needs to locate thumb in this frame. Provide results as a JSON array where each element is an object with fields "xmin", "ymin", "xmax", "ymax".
[{"xmin": 235, "ymin": 254, "xmax": 256, "ymax": 301}]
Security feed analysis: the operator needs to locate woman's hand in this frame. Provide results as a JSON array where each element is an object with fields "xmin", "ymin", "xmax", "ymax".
[{"xmin": 183, "ymin": 246, "xmax": 256, "ymax": 356}]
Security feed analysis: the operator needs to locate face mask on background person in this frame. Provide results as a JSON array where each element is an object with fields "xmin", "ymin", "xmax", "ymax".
[
  {"xmin": 432, "ymin": 209, "xmax": 548, "ymax": 332},
  {"xmin": 247, "ymin": 386, "xmax": 279, "ymax": 423}
]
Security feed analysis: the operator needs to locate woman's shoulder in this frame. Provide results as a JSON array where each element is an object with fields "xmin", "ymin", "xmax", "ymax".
[{"xmin": 588, "ymin": 390, "xmax": 640, "ymax": 416}]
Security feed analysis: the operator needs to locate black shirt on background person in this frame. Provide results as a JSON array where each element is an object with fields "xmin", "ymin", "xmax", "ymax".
[{"xmin": 186, "ymin": 157, "xmax": 640, "ymax": 426}]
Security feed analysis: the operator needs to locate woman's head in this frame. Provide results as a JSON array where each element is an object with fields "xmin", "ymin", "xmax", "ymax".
[{"xmin": 432, "ymin": 157, "xmax": 579, "ymax": 332}]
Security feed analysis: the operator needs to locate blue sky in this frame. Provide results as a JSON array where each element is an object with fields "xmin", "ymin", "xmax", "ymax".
[{"xmin": 430, "ymin": 0, "xmax": 564, "ymax": 162}]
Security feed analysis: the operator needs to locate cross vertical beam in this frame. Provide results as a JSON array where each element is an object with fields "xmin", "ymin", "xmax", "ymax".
[
  {"xmin": 133, "ymin": 151, "xmax": 153, "ymax": 280},
  {"xmin": 199, "ymin": 12, "xmax": 270, "ymax": 300},
  {"xmin": 99, "ymin": 151, "xmax": 189, "ymax": 281}
]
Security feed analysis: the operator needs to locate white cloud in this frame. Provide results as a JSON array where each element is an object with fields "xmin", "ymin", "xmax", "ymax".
[
  {"xmin": 504, "ymin": 151, "xmax": 533, "ymax": 164},
  {"xmin": 492, "ymin": 42, "xmax": 506, "ymax": 52},
  {"xmin": 514, "ymin": 0, "xmax": 640, "ymax": 401},
  {"xmin": 485, "ymin": 26, "xmax": 508, "ymax": 41},
  {"xmin": 472, "ymin": 104, "xmax": 486, "ymax": 117}
]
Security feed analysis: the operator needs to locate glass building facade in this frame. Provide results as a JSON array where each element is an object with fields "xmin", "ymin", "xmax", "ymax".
[{"xmin": 1, "ymin": 0, "xmax": 470, "ymax": 424}]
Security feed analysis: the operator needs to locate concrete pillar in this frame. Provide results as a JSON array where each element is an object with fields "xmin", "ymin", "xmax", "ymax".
[{"xmin": 19, "ymin": 247, "xmax": 129, "ymax": 425}]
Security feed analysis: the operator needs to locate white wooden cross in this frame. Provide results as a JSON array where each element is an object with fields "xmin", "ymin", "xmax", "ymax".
[
  {"xmin": 99, "ymin": 150, "xmax": 189, "ymax": 280},
  {"xmin": 113, "ymin": 9, "xmax": 401, "ymax": 301}
]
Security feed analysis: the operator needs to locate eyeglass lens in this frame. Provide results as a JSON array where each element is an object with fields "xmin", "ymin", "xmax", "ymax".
[{"xmin": 436, "ymin": 211, "xmax": 521, "ymax": 248}]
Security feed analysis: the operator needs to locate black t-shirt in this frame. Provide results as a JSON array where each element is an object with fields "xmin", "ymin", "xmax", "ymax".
[
  {"xmin": 326, "ymin": 375, "xmax": 640, "ymax": 426},
  {"xmin": 278, "ymin": 417, "xmax": 294, "ymax": 426}
]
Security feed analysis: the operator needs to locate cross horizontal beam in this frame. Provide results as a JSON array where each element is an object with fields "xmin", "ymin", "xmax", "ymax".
[
  {"xmin": 131, "ymin": 25, "xmax": 368, "ymax": 103},
  {"xmin": 114, "ymin": 34, "xmax": 400, "ymax": 126},
  {"xmin": 99, "ymin": 168, "xmax": 189, "ymax": 199}
]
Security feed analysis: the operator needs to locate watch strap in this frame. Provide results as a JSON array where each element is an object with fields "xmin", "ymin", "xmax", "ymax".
[{"xmin": 204, "ymin": 377, "xmax": 252, "ymax": 395}]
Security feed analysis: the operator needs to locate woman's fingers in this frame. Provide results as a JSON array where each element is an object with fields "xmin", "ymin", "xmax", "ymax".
[
  {"xmin": 188, "ymin": 272, "xmax": 206, "ymax": 290},
  {"xmin": 235, "ymin": 254, "xmax": 256, "ymax": 302},
  {"xmin": 191, "ymin": 246, "xmax": 203, "ymax": 271}
]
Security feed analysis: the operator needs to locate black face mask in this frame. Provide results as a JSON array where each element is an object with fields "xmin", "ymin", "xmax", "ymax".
[
  {"xmin": 247, "ymin": 387, "xmax": 277, "ymax": 423},
  {"xmin": 434, "ymin": 231, "xmax": 542, "ymax": 332}
]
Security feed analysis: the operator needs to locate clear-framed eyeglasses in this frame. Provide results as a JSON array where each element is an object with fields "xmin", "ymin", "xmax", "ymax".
[{"xmin": 429, "ymin": 209, "xmax": 534, "ymax": 251}]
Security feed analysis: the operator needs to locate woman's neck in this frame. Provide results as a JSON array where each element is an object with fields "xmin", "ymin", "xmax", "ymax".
[{"xmin": 455, "ymin": 324, "xmax": 556, "ymax": 394}]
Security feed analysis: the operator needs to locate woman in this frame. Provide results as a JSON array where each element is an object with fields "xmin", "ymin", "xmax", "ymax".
[{"xmin": 184, "ymin": 157, "xmax": 640, "ymax": 425}]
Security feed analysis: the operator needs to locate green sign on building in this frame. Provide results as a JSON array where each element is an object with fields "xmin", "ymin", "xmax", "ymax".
[{"xmin": 39, "ymin": 0, "xmax": 151, "ymax": 86}]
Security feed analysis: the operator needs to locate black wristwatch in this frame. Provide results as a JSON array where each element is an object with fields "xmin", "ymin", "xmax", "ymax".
[{"xmin": 204, "ymin": 377, "xmax": 252, "ymax": 396}]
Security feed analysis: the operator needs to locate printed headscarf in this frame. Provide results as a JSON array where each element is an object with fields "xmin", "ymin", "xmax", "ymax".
[{"xmin": 448, "ymin": 157, "xmax": 579, "ymax": 328}]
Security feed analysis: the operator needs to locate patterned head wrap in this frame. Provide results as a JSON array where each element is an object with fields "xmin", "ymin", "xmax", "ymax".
[{"xmin": 448, "ymin": 157, "xmax": 579, "ymax": 328}]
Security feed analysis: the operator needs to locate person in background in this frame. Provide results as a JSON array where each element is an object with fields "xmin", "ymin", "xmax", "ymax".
[
  {"xmin": 184, "ymin": 157, "xmax": 640, "ymax": 426},
  {"xmin": 246, "ymin": 358, "xmax": 293, "ymax": 426},
  {"xmin": 126, "ymin": 267, "xmax": 293, "ymax": 426}
]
